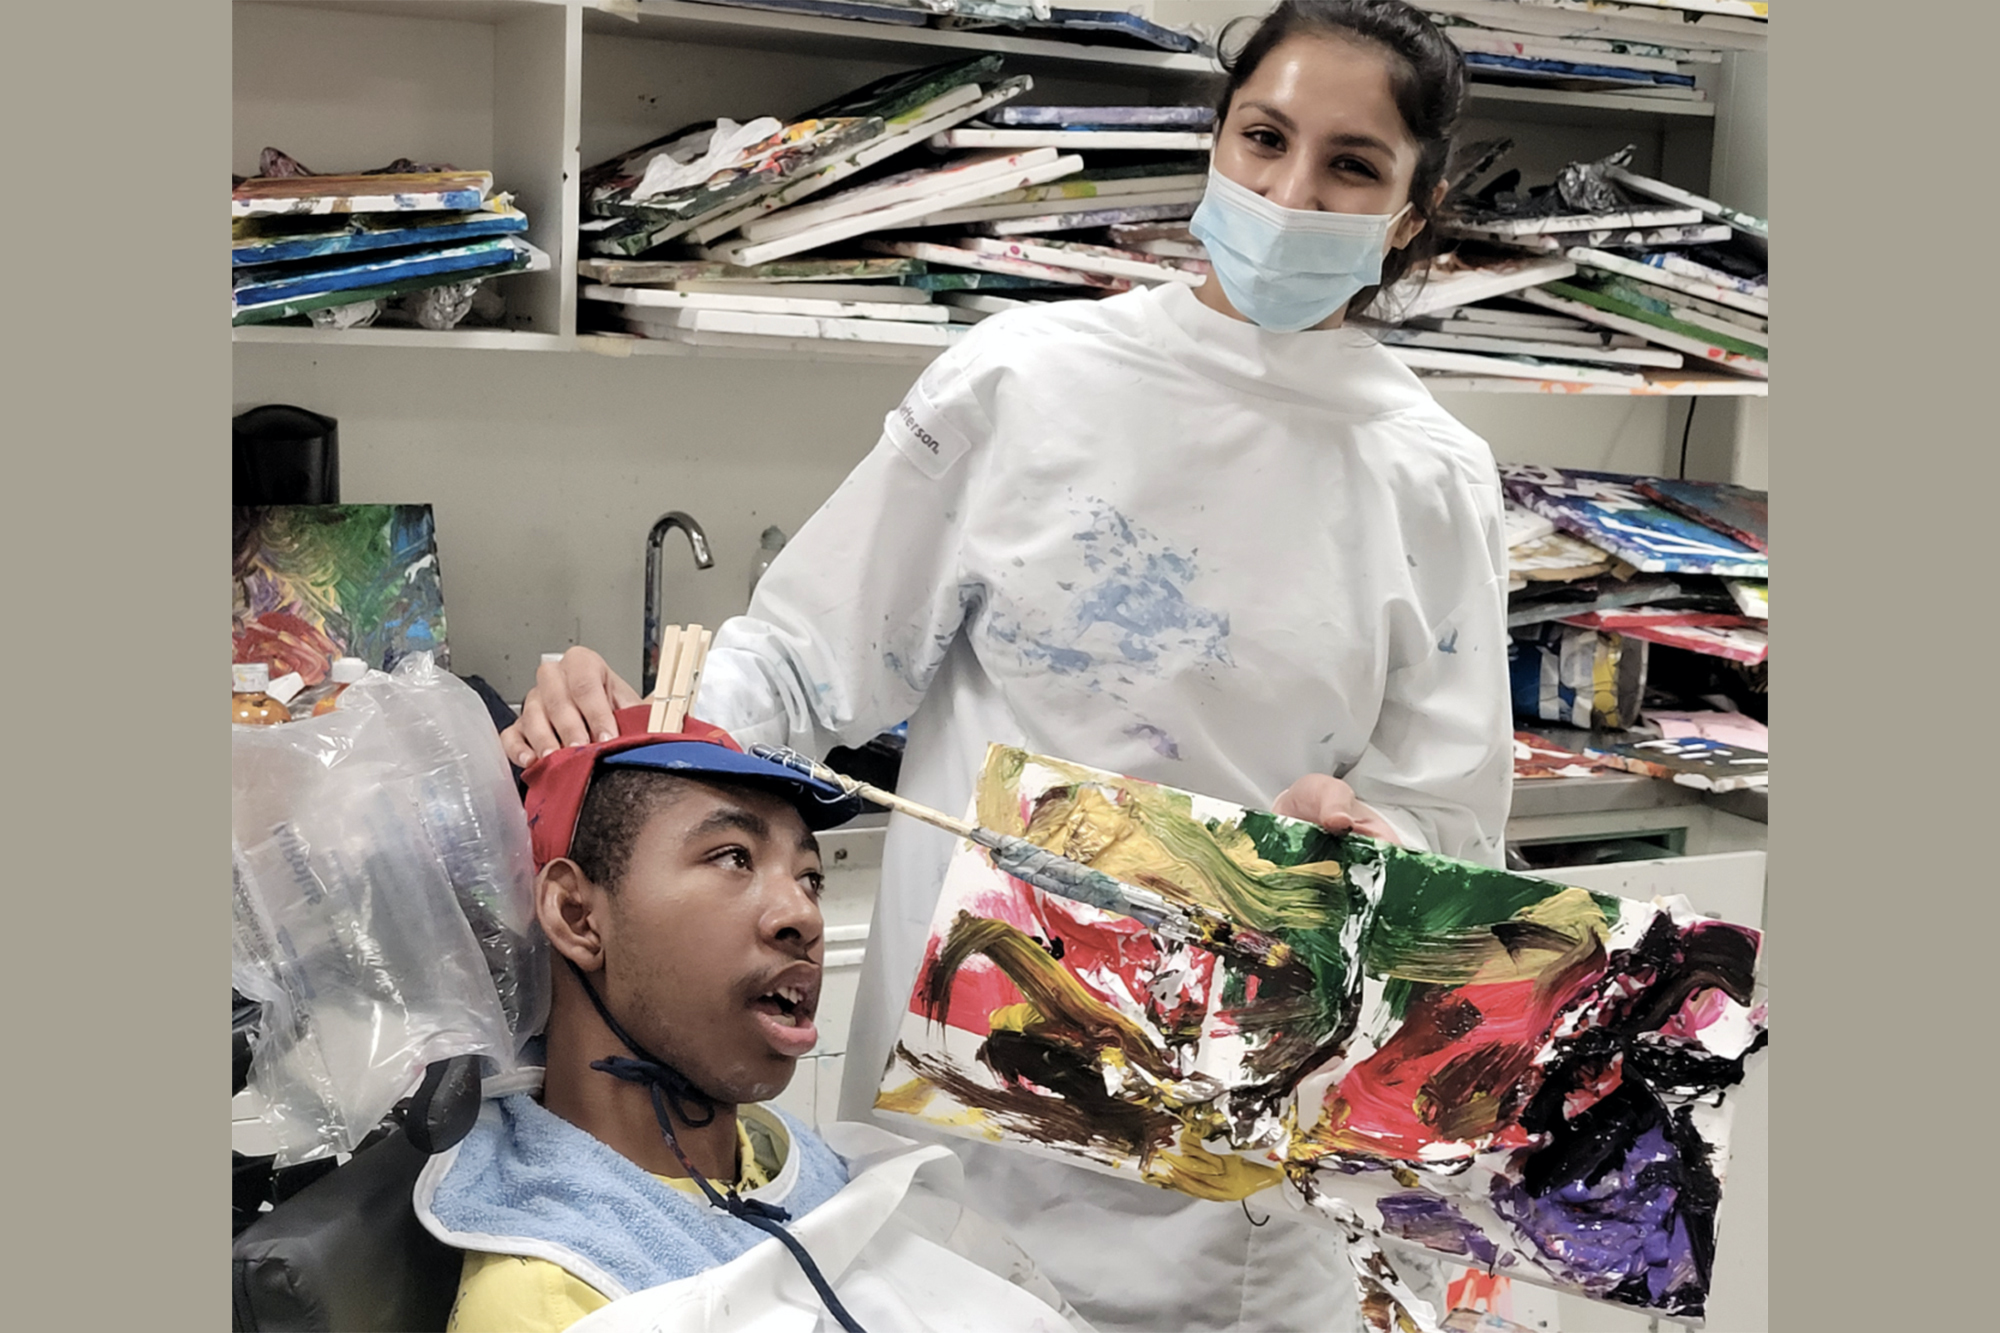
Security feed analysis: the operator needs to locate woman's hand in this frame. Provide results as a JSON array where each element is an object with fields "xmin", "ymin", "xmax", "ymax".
[
  {"xmin": 499, "ymin": 647, "xmax": 641, "ymax": 768},
  {"xmin": 1271, "ymin": 773, "xmax": 1403, "ymax": 844}
]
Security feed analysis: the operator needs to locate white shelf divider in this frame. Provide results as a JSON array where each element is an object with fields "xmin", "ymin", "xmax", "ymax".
[
  {"xmin": 1423, "ymin": 371, "xmax": 1767, "ymax": 396},
  {"xmin": 233, "ymin": 325, "xmax": 571, "ymax": 351},
  {"xmin": 1466, "ymin": 82, "xmax": 1716, "ymax": 119},
  {"xmin": 235, "ymin": 324, "xmax": 1768, "ymax": 395}
]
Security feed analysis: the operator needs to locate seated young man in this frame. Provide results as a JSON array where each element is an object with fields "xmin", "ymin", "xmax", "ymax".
[{"xmin": 416, "ymin": 709, "xmax": 1086, "ymax": 1333}]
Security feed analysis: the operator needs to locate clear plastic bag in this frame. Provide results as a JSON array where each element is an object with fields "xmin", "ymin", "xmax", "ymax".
[{"xmin": 232, "ymin": 652, "xmax": 548, "ymax": 1166}]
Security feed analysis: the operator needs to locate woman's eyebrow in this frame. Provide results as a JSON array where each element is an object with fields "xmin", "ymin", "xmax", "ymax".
[
  {"xmin": 1322, "ymin": 131, "xmax": 1395, "ymax": 157},
  {"xmin": 1237, "ymin": 100, "xmax": 1298, "ymax": 132},
  {"xmin": 1235, "ymin": 102, "xmax": 1394, "ymax": 158}
]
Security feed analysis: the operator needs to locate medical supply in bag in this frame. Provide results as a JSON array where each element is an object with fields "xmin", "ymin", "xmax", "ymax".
[
  {"xmin": 232, "ymin": 651, "xmax": 548, "ymax": 1166},
  {"xmin": 232, "ymin": 662, "xmax": 290, "ymax": 727}
]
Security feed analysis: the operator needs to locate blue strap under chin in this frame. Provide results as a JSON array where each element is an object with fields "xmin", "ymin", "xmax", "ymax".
[{"xmin": 566, "ymin": 959, "xmax": 868, "ymax": 1333}]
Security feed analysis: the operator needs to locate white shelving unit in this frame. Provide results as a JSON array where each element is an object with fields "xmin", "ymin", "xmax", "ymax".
[{"xmin": 234, "ymin": 0, "xmax": 1766, "ymax": 397}]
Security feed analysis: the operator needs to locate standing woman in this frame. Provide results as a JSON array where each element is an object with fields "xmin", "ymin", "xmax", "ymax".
[{"xmin": 507, "ymin": 3, "xmax": 1511, "ymax": 1328}]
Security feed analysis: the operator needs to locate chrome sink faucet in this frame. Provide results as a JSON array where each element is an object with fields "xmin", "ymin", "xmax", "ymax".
[{"xmin": 644, "ymin": 510, "xmax": 713, "ymax": 696}]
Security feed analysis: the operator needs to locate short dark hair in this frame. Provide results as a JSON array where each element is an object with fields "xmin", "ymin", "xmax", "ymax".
[
  {"xmin": 1215, "ymin": 0, "xmax": 1466, "ymax": 305},
  {"xmin": 567, "ymin": 767, "xmax": 694, "ymax": 891}
]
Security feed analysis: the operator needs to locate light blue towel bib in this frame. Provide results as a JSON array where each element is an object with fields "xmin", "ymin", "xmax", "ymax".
[{"xmin": 415, "ymin": 1093, "xmax": 849, "ymax": 1301}]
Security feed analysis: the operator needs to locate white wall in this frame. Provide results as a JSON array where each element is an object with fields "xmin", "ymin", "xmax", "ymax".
[{"xmin": 234, "ymin": 343, "xmax": 920, "ymax": 701}]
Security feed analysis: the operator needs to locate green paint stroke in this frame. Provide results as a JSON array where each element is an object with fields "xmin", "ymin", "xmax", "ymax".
[
  {"xmin": 1365, "ymin": 846, "xmax": 1623, "ymax": 1018},
  {"xmin": 252, "ymin": 506, "xmax": 445, "ymax": 667}
]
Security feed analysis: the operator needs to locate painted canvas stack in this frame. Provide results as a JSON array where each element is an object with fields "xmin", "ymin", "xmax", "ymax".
[
  {"xmin": 231, "ymin": 148, "xmax": 548, "ymax": 330},
  {"xmin": 672, "ymin": 0, "xmax": 1207, "ymax": 54},
  {"xmin": 1420, "ymin": 1, "xmax": 1769, "ymax": 106},
  {"xmin": 1501, "ymin": 466, "xmax": 1768, "ymax": 790},
  {"xmin": 879, "ymin": 745, "xmax": 1768, "ymax": 1328},
  {"xmin": 575, "ymin": 57, "xmax": 1214, "ymax": 356},
  {"xmin": 1358, "ymin": 139, "xmax": 1768, "ymax": 391}
]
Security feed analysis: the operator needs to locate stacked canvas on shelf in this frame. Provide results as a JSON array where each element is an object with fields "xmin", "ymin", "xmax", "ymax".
[
  {"xmin": 231, "ymin": 149, "xmax": 546, "ymax": 329},
  {"xmin": 675, "ymin": 0, "xmax": 1206, "ymax": 54},
  {"xmin": 1422, "ymin": 1, "xmax": 1762, "ymax": 106},
  {"xmin": 1360, "ymin": 140, "xmax": 1768, "ymax": 391},
  {"xmin": 575, "ymin": 58, "xmax": 1213, "ymax": 357},
  {"xmin": 1502, "ymin": 465, "xmax": 1768, "ymax": 790}
]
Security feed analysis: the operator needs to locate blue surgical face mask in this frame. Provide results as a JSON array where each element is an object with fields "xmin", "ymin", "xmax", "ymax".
[{"xmin": 1188, "ymin": 168, "xmax": 1412, "ymax": 333}]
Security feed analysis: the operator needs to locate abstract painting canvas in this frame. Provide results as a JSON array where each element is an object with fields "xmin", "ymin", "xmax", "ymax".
[
  {"xmin": 233, "ymin": 505, "xmax": 447, "ymax": 685},
  {"xmin": 1512, "ymin": 732, "xmax": 1612, "ymax": 781},
  {"xmin": 1585, "ymin": 737, "xmax": 1768, "ymax": 792},
  {"xmin": 1635, "ymin": 478, "xmax": 1769, "ymax": 554},
  {"xmin": 879, "ymin": 747, "xmax": 1766, "ymax": 1324},
  {"xmin": 1500, "ymin": 465, "xmax": 1768, "ymax": 578}
]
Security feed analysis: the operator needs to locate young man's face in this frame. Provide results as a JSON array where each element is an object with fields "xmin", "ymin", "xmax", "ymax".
[{"xmin": 599, "ymin": 779, "xmax": 827, "ymax": 1105}]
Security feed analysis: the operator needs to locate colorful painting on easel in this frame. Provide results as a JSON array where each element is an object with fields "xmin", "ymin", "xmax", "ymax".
[
  {"xmin": 878, "ymin": 746, "xmax": 1767, "ymax": 1323},
  {"xmin": 233, "ymin": 505, "xmax": 447, "ymax": 684}
]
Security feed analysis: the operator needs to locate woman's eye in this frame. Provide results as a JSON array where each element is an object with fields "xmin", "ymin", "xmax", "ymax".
[
  {"xmin": 802, "ymin": 872, "xmax": 826, "ymax": 899},
  {"xmin": 1333, "ymin": 157, "xmax": 1379, "ymax": 179},
  {"xmin": 1244, "ymin": 127, "xmax": 1284, "ymax": 151},
  {"xmin": 713, "ymin": 846, "xmax": 752, "ymax": 871}
]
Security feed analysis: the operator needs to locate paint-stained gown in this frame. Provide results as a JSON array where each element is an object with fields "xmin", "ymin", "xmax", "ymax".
[{"xmin": 698, "ymin": 278, "xmax": 1513, "ymax": 1333}]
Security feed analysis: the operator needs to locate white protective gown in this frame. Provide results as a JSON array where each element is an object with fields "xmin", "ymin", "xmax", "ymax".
[{"xmin": 699, "ymin": 279, "xmax": 1513, "ymax": 1332}]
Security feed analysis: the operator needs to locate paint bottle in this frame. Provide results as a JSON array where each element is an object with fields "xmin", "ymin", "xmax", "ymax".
[
  {"xmin": 748, "ymin": 525, "xmax": 788, "ymax": 602},
  {"xmin": 310, "ymin": 657, "xmax": 369, "ymax": 716},
  {"xmin": 232, "ymin": 663, "xmax": 290, "ymax": 727}
]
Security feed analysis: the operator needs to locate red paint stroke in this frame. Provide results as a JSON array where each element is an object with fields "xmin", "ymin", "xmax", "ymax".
[
  {"xmin": 234, "ymin": 610, "xmax": 340, "ymax": 685},
  {"xmin": 1446, "ymin": 1270, "xmax": 1513, "ymax": 1317},
  {"xmin": 1312, "ymin": 942, "xmax": 1606, "ymax": 1163},
  {"xmin": 1562, "ymin": 1051, "xmax": 1624, "ymax": 1122},
  {"xmin": 1562, "ymin": 609, "xmax": 1752, "ymax": 631}
]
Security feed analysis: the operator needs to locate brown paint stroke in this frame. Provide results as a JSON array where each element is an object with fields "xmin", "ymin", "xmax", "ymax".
[
  {"xmin": 893, "ymin": 1041, "xmax": 1180, "ymax": 1160},
  {"xmin": 921, "ymin": 911, "xmax": 1176, "ymax": 1082}
]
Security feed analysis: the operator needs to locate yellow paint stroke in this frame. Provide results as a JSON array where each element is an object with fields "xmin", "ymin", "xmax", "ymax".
[
  {"xmin": 980, "ymin": 751, "xmax": 1346, "ymax": 935},
  {"xmin": 987, "ymin": 1002, "xmax": 1037, "ymax": 1034},
  {"xmin": 1143, "ymin": 1125, "xmax": 1283, "ymax": 1202},
  {"xmin": 975, "ymin": 746, "xmax": 1033, "ymax": 838},
  {"xmin": 875, "ymin": 1075, "xmax": 1004, "ymax": 1134},
  {"xmin": 875, "ymin": 1077, "xmax": 939, "ymax": 1118}
]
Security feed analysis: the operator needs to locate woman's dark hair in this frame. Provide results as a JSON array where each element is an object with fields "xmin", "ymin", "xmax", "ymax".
[{"xmin": 1214, "ymin": 0, "xmax": 1466, "ymax": 303}]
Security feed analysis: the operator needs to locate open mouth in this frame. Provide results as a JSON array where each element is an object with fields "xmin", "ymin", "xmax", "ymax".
[
  {"xmin": 748, "ymin": 970, "xmax": 821, "ymax": 1058},
  {"xmin": 749, "ymin": 983, "xmax": 814, "ymax": 1028}
]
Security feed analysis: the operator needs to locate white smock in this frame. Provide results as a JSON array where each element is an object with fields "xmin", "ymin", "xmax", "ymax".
[
  {"xmin": 698, "ymin": 280, "xmax": 1513, "ymax": 1332},
  {"xmin": 567, "ymin": 1122, "xmax": 1096, "ymax": 1333}
]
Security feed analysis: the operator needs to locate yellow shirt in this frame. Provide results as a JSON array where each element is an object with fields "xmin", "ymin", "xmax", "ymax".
[{"xmin": 445, "ymin": 1108, "xmax": 789, "ymax": 1333}]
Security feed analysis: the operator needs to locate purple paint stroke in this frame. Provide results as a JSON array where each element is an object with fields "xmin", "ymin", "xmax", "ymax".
[
  {"xmin": 1376, "ymin": 1192, "xmax": 1500, "ymax": 1267},
  {"xmin": 1490, "ymin": 1122, "xmax": 1701, "ymax": 1310}
]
